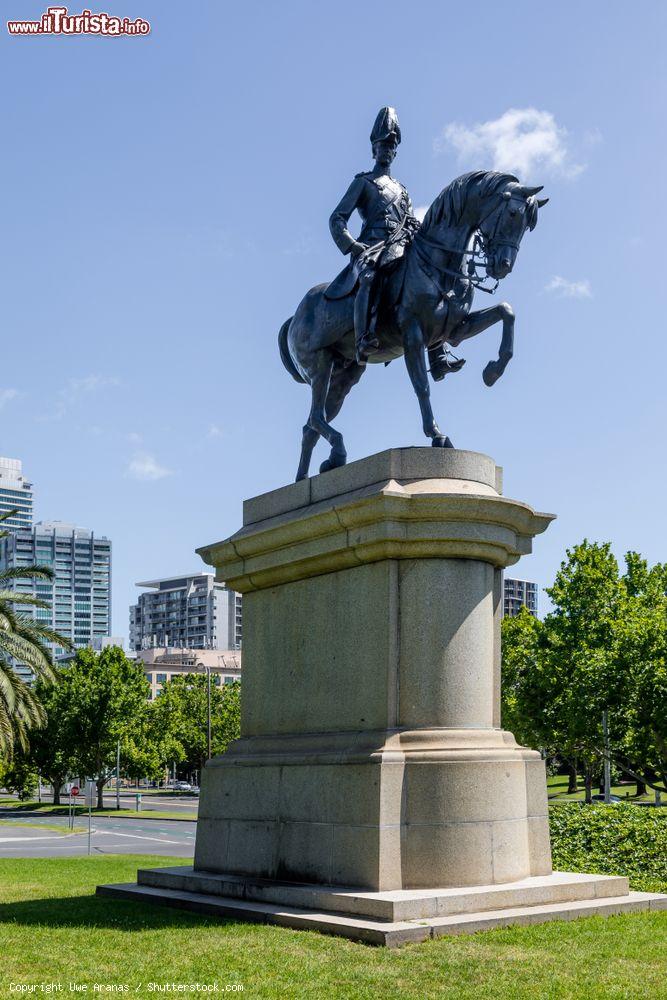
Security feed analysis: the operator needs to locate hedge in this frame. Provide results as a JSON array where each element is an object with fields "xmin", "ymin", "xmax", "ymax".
[{"xmin": 550, "ymin": 802, "xmax": 667, "ymax": 893}]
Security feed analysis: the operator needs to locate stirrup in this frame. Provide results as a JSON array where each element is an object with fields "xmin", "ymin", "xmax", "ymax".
[{"xmin": 429, "ymin": 351, "xmax": 466, "ymax": 382}]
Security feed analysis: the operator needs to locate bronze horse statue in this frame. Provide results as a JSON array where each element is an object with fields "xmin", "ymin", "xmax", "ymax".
[{"xmin": 279, "ymin": 171, "xmax": 548, "ymax": 481}]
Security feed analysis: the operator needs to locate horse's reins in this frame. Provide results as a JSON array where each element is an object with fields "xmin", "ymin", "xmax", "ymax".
[
  {"xmin": 414, "ymin": 233, "xmax": 499, "ymax": 295},
  {"xmin": 414, "ymin": 195, "xmax": 522, "ymax": 295}
]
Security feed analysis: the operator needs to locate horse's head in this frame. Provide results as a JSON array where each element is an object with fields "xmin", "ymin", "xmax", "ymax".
[{"xmin": 479, "ymin": 182, "xmax": 549, "ymax": 280}]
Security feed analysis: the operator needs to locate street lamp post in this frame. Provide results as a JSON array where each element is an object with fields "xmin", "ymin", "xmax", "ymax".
[
  {"xmin": 602, "ymin": 711, "xmax": 611, "ymax": 804},
  {"xmin": 116, "ymin": 739, "xmax": 121, "ymax": 811},
  {"xmin": 207, "ymin": 664, "xmax": 212, "ymax": 761}
]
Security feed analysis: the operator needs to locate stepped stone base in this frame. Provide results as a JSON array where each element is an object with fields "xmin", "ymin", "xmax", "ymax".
[
  {"xmin": 97, "ymin": 867, "xmax": 667, "ymax": 947},
  {"xmin": 99, "ymin": 451, "xmax": 667, "ymax": 945}
]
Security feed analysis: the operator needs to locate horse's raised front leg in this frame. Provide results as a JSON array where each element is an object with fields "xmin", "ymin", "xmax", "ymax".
[
  {"xmin": 449, "ymin": 301, "xmax": 514, "ymax": 387},
  {"xmin": 402, "ymin": 319, "xmax": 453, "ymax": 448}
]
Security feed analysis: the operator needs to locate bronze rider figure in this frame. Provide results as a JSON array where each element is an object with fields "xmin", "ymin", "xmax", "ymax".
[{"xmin": 327, "ymin": 106, "xmax": 458, "ymax": 380}]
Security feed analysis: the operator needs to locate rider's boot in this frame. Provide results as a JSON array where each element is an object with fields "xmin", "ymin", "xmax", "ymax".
[
  {"xmin": 354, "ymin": 276, "xmax": 379, "ymax": 364},
  {"xmin": 428, "ymin": 344, "xmax": 466, "ymax": 382}
]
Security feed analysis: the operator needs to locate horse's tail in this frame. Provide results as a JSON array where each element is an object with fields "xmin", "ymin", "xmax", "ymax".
[{"xmin": 278, "ymin": 317, "xmax": 306, "ymax": 384}]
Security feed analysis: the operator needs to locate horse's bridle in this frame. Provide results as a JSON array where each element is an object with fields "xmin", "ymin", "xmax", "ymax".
[{"xmin": 414, "ymin": 194, "xmax": 522, "ymax": 295}]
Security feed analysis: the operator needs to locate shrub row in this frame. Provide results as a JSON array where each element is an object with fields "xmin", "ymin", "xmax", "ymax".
[{"xmin": 550, "ymin": 802, "xmax": 667, "ymax": 893}]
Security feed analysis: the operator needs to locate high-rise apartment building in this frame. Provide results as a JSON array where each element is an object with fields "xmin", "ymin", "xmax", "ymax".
[
  {"xmin": 0, "ymin": 521, "xmax": 112, "ymax": 678},
  {"xmin": 129, "ymin": 573, "xmax": 242, "ymax": 652},
  {"xmin": 0, "ymin": 457, "xmax": 33, "ymax": 534},
  {"xmin": 503, "ymin": 577, "xmax": 538, "ymax": 617}
]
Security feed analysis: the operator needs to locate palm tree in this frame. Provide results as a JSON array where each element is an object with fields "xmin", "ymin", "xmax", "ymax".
[{"xmin": 0, "ymin": 509, "xmax": 73, "ymax": 755}]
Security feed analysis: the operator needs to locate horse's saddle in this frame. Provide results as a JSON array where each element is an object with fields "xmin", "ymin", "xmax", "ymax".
[{"xmin": 324, "ymin": 257, "xmax": 405, "ymax": 320}]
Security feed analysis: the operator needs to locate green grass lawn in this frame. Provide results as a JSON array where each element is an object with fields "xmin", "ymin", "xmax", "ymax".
[
  {"xmin": 546, "ymin": 774, "xmax": 663, "ymax": 804},
  {"xmin": 0, "ymin": 801, "xmax": 197, "ymax": 821},
  {"xmin": 0, "ymin": 855, "xmax": 666, "ymax": 999},
  {"xmin": 0, "ymin": 818, "xmax": 86, "ymax": 833}
]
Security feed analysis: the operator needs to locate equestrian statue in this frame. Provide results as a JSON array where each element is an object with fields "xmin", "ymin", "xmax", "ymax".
[{"xmin": 278, "ymin": 107, "xmax": 549, "ymax": 482}]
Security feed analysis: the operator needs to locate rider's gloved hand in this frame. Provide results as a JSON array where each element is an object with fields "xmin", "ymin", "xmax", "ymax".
[{"xmin": 350, "ymin": 241, "xmax": 368, "ymax": 258}]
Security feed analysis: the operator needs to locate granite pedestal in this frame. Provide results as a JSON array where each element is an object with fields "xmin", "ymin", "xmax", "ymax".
[{"xmin": 99, "ymin": 449, "xmax": 667, "ymax": 942}]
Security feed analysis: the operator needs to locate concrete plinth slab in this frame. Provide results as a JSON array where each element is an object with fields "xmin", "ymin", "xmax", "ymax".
[
  {"xmin": 130, "ymin": 866, "xmax": 631, "ymax": 921},
  {"xmin": 96, "ymin": 877, "xmax": 667, "ymax": 947}
]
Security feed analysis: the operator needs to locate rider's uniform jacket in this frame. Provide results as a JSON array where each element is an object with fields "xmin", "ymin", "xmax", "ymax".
[{"xmin": 329, "ymin": 171, "xmax": 419, "ymax": 266}]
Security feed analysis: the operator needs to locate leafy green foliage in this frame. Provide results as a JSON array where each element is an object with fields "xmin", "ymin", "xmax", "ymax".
[
  {"xmin": 150, "ymin": 675, "xmax": 241, "ymax": 776},
  {"xmin": 614, "ymin": 554, "xmax": 667, "ymax": 789},
  {"xmin": 502, "ymin": 540, "xmax": 667, "ymax": 798},
  {"xmin": 48, "ymin": 646, "xmax": 154, "ymax": 806},
  {"xmin": 9, "ymin": 651, "xmax": 241, "ymax": 801},
  {"xmin": 27, "ymin": 674, "xmax": 81, "ymax": 803},
  {"xmin": 0, "ymin": 755, "xmax": 38, "ymax": 799},
  {"xmin": 0, "ymin": 508, "xmax": 72, "ymax": 755},
  {"xmin": 550, "ymin": 803, "xmax": 667, "ymax": 893},
  {"xmin": 500, "ymin": 607, "xmax": 546, "ymax": 749}
]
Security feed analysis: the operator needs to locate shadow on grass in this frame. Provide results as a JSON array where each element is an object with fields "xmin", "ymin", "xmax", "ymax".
[{"xmin": 0, "ymin": 893, "xmax": 242, "ymax": 931}]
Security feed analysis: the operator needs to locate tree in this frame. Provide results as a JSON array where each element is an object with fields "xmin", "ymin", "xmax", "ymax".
[
  {"xmin": 501, "ymin": 607, "xmax": 546, "ymax": 749},
  {"xmin": 0, "ymin": 754, "xmax": 38, "ymax": 800},
  {"xmin": 502, "ymin": 541, "xmax": 625, "ymax": 802},
  {"xmin": 0, "ymin": 508, "xmax": 72, "ymax": 756},
  {"xmin": 151, "ymin": 675, "xmax": 241, "ymax": 779},
  {"xmin": 28, "ymin": 675, "xmax": 79, "ymax": 804},
  {"xmin": 55, "ymin": 646, "xmax": 153, "ymax": 808},
  {"xmin": 502, "ymin": 542, "xmax": 667, "ymax": 803},
  {"xmin": 121, "ymin": 698, "xmax": 183, "ymax": 786},
  {"xmin": 610, "ymin": 554, "xmax": 667, "ymax": 792}
]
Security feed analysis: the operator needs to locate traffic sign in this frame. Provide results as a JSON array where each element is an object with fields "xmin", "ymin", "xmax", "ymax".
[
  {"xmin": 71, "ymin": 785, "xmax": 80, "ymax": 797},
  {"xmin": 84, "ymin": 779, "xmax": 96, "ymax": 807}
]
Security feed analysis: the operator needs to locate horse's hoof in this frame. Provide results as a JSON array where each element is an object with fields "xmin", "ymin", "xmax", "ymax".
[
  {"xmin": 319, "ymin": 451, "xmax": 347, "ymax": 474},
  {"xmin": 432, "ymin": 436, "xmax": 454, "ymax": 449},
  {"xmin": 483, "ymin": 362, "xmax": 500, "ymax": 387}
]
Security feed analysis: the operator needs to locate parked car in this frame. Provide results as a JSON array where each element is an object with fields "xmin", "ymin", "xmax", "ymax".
[
  {"xmin": 173, "ymin": 781, "xmax": 192, "ymax": 792},
  {"xmin": 591, "ymin": 793, "xmax": 622, "ymax": 803}
]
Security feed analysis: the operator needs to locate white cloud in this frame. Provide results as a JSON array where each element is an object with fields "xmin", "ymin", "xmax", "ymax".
[
  {"xmin": 38, "ymin": 374, "xmax": 120, "ymax": 422},
  {"xmin": 583, "ymin": 127, "xmax": 603, "ymax": 148},
  {"xmin": 544, "ymin": 275, "xmax": 592, "ymax": 299},
  {"xmin": 414, "ymin": 205, "xmax": 429, "ymax": 223},
  {"xmin": 125, "ymin": 451, "xmax": 173, "ymax": 482},
  {"xmin": 207, "ymin": 424, "xmax": 223, "ymax": 439},
  {"xmin": 0, "ymin": 388, "xmax": 20, "ymax": 409},
  {"xmin": 436, "ymin": 108, "xmax": 585, "ymax": 180},
  {"xmin": 63, "ymin": 374, "xmax": 119, "ymax": 398}
]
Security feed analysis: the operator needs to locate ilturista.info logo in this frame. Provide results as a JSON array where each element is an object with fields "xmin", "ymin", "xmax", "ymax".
[{"xmin": 7, "ymin": 6, "xmax": 150, "ymax": 35}]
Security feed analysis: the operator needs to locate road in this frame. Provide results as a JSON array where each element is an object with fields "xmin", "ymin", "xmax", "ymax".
[
  {"xmin": 6, "ymin": 789, "xmax": 200, "ymax": 814},
  {"xmin": 0, "ymin": 814, "xmax": 195, "ymax": 858}
]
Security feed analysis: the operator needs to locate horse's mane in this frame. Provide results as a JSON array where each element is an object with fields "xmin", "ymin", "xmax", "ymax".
[{"xmin": 420, "ymin": 171, "xmax": 519, "ymax": 233}]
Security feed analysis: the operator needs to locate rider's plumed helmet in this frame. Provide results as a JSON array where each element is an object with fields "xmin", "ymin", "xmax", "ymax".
[{"xmin": 370, "ymin": 107, "xmax": 401, "ymax": 146}]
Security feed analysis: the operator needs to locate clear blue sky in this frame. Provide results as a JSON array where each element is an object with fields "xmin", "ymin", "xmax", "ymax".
[{"xmin": 1, "ymin": 0, "xmax": 665, "ymax": 630}]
